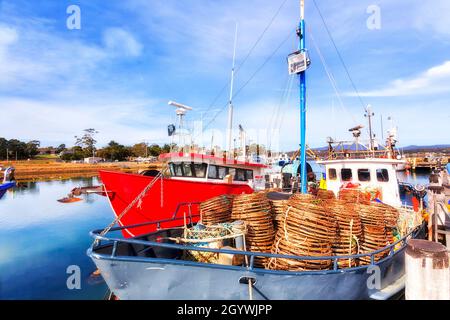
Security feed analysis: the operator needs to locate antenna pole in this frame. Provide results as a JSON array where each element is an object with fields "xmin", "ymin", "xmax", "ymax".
[
  {"xmin": 227, "ymin": 23, "xmax": 238, "ymax": 157},
  {"xmin": 299, "ymin": 0, "xmax": 308, "ymax": 194}
]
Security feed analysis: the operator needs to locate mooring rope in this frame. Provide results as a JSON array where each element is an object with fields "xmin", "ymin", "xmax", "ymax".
[{"xmin": 95, "ymin": 166, "xmax": 167, "ymax": 244}]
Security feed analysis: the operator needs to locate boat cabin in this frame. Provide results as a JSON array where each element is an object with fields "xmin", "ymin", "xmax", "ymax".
[
  {"xmin": 317, "ymin": 158, "xmax": 405, "ymax": 208},
  {"xmin": 159, "ymin": 152, "xmax": 267, "ymax": 190}
]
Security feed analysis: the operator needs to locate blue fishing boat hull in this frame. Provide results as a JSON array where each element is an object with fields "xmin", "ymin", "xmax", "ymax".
[
  {"xmin": 0, "ymin": 182, "xmax": 15, "ymax": 199},
  {"xmin": 91, "ymin": 251, "xmax": 401, "ymax": 300},
  {"xmin": 88, "ymin": 221, "xmax": 425, "ymax": 300}
]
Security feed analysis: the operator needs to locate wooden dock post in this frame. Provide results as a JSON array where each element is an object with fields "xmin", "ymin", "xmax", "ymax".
[{"xmin": 405, "ymin": 239, "xmax": 450, "ymax": 300}]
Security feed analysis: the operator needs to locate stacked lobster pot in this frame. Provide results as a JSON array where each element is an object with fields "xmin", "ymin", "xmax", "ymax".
[
  {"xmin": 289, "ymin": 193, "xmax": 316, "ymax": 202},
  {"xmin": 327, "ymin": 201, "xmax": 362, "ymax": 268},
  {"xmin": 200, "ymin": 195, "xmax": 234, "ymax": 226},
  {"xmin": 267, "ymin": 198, "xmax": 337, "ymax": 271},
  {"xmin": 316, "ymin": 189, "xmax": 336, "ymax": 201},
  {"xmin": 357, "ymin": 203, "xmax": 399, "ymax": 265},
  {"xmin": 269, "ymin": 200, "xmax": 288, "ymax": 231},
  {"xmin": 231, "ymin": 193, "xmax": 275, "ymax": 268},
  {"xmin": 338, "ymin": 189, "xmax": 370, "ymax": 205}
]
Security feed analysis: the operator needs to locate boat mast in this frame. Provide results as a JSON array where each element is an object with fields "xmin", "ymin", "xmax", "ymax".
[
  {"xmin": 226, "ymin": 23, "xmax": 238, "ymax": 157},
  {"xmin": 299, "ymin": 0, "xmax": 307, "ymax": 193},
  {"xmin": 365, "ymin": 104, "xmax": 375, "ymax": 156}
]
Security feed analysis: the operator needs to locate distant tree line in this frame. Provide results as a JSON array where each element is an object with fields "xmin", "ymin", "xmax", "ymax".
[
  {"xmin": 0, "ymin": 128, "xmax": 172, "ymax": 162},
  {"xmin": 0, "ymin": 138, "xmax": 40, "ymax": 160},
  {"xmin": 61, "ymin": 141, "xmax": 172, "ymax": 161},
  {"xmin": 58, "ymin": 129, "xmax": 172, "ymax": 161}
]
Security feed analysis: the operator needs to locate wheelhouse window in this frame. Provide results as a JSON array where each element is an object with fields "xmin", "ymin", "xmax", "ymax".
[
  {"xmin": 358, "ymin": 169, "xmax": 371, "ymax": 182},
  {"xmin": 218, "ymin": 166, "xmax": 229, "ymax": 179},
  {"xmin": 328, "ymin": 168, "xmax": 337, "ymax": 180},
  {"xmin": 208, "ymin": 165, "xmax": 218, "ymax": 179},
  {"xmin": 235, "ymin": 169, "xmax": 246, "ymax": 182},
  {"xmin": 193, "ymin": 163, "xmax": 207, "ymax": 178},
  {"xmin": 246, "ymin": 170, "xmax": 254, "ymax": 180},
  {"xmin": 208, "ymin": 165, "xmax": 230, "ymax": 179},
  {"xmin": 341, "ymin": 168, "xmax": 353, "ymax": 181},
  {"xmin": 376, "ymin": 169, "xmax": 389, "ymax": 182},
  {"xmin": 183, "ymin": 163, "xmax": 193, "ymax": 177},
  {"xmin": 170, "ymin": 163, "xmax": 183, "ymax": 177},
  {"xmin": 207, "ymin": 165, "xmax": 252, "ymax": 181},
  {"xmin": 169, "ymin": 162, "xmax": 207, "ymax": 178}
]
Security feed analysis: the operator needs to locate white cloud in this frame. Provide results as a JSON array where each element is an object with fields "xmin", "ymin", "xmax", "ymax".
[
  {"xmin": 350, "ymin": 61, "xmax": 450, "ymax": 97},
  {"xmin": 0, "ymin": 21, "xmax": 142, "ymax": 92},
  {"xmin": 0, "ymin": 25, "xmax": 17, "ymax": 46},
  {"xmin": 0, "ymin": 96, "xmax": 170, "ymax": 146},
  {"xmin": 103, "ymin": 27, "xmax": 143, "ymax": 57},
  {"xmin": 409, "ymin": 0, "xmax": 450, "ymax": 38}
]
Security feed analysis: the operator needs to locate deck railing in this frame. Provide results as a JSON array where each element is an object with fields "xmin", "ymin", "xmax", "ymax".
[{"xmin": 89, "ymin": 211, "xmax": 424, "ymax": 274}]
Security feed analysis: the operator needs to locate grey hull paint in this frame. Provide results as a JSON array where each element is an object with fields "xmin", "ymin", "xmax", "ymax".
[{"xmin": 90, "ymin": 246, "xmax": 405, "ymax": 300}]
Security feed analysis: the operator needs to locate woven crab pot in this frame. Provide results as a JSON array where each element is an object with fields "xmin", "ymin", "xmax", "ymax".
[
  {"xmin": 231, "ymin": 193, "xmax": 275, "ymax": 268},
  {"xmin": 289, "ymin": 193, "xmax": 316, "ymax": 202},
  {"xmin": 200, "ymin": 195, "xmax": 234, "ymax": 226},
  {"xmin": 338, "ymin": 189, "xmax": 371, "ymax": 205},
  {"xmin": 371, "ymin": 202, "xmax": 399, "ymax": 228},
  {"xmin": 355, "ymin": 203, "xmax": 392, "ymax": 264},
  {"xmin": 267, "ymin": 200, "xmax": 337, "ymax": 271},
  {"xmin": 269, "ymin": 200, "xmax": 289, "ymax": 231},
  {"xmin": 328, "ymin": 202, "xmax": 362, "ymax": 268},
  {"xmin": 316, "ymin": 189, "xmax": 336, "ymax": 200}
]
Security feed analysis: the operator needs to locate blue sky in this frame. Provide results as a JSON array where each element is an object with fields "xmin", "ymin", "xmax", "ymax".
[{"xmin": 0, "ymin": 0, "xmax": 449, "ymax": 150}]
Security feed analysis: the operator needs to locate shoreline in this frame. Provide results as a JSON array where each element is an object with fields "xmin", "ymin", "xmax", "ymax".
[{"xmin": 1, "ymin": 160, "xmax": 162, "ymax": 182}]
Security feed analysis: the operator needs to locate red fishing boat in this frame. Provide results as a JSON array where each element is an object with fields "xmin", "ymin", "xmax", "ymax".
[{"xmin": 100, "ymin": 152, "xmax": 267, "ymax": 237}]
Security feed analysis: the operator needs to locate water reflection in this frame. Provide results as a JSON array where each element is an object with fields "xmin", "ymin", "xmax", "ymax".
[{"xmin": 0, "ymin": 177, "xmax": 111, "ymax": 300}]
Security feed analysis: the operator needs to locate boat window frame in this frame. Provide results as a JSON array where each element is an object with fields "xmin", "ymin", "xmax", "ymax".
[
  {"xmin": 246, "ymin": 169, "xmax": 254, "ymax": 181},
  {"xmin": 234, "ymin": 168, "xmax": 246, "ymax": 182},
  {"xmin": 207, "ymin": 165, "xmax": 230, "ymax": 180},
  {"xmin": 218, "ymin": 166, "xmax": 229, "ymax": 179},
  {"xmin": 376, "ymin": 168, "xmax": 389, "ymax": 182},
  {"xmin": 169, "ymin": 162, "xmax": 184, "ymax": 177},
  {"xmin": 182, "ymin": 162, "xmax": 194, "ymax": 177},
  {"xmin": 169, "ymin": 162, "xmax": 208, "ymax": 178},
  {"xmin": 357, "ymin": 168, "xmax": 371, "ymax": 182},
  {"xmin": 192, "ymin": 163, "xmax": 208, "ymax": 178},
  {"xmin": 228, "ymin": 168, "xmax": 236, "ymax": 180},
  {"xmin": 328, "ymin": 168, "xmax": 337, "ymax": 180},
  {"xmin": 207, "ymin": 165, "xmax": 253, "ymax": 181},
  {"xmin": 208, "ymin": 164, "xmax": 218, "ymax": 179},
  {"xmin": 341, "ymin": 168, "xmax": 353, "ymax": 182}
]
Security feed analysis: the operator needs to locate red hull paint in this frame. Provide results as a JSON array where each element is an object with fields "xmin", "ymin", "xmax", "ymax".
[{"xmin": 99, "ymin": 170, "xmax": 253, "ymax": 237}]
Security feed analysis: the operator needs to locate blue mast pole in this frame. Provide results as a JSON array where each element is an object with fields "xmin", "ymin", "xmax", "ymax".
[{"xmin": 299, "ymin": 0, "xmax": 307, "ymax": 194}]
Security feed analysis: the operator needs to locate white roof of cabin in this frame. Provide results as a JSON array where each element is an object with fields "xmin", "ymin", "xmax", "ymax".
[{"xmin": 317, "ymin": 158, "xmax": 406, "ymax": 165}]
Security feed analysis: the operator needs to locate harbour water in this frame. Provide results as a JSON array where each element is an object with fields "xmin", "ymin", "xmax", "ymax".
[
  {"xmin": 0, "ymin": 177, "xmax": 111, "ymax": 300},
  {"xmin": 0, "ymin": 171, "xmax": 430, "ymax": 300}
]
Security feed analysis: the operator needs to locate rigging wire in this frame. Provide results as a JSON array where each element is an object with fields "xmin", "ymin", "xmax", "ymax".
[
  {"xmin": 198, "ymin": 30, "xmax": 295, "ymax": 137},
  {"xmin": 235, "ymin": 0, "xmax": 290, "ymax": 74},
  {"xmin": 267, "ymin": 73, "xmax": 291, "ymax": 150},
  {"xmin": 201, "ymin": 0, "xmax": 290, "ymax": 117},
  {"xmin": 271, "ymin": 34, "xmax": 300, "ymax": 152},
  {"xmin": 311, "ymin": 0, "xmax": 366, "ymax": 109},
  {"xmin": 308, "ymin": 27, "xmax": 358, "ymax": 125},
  {"xmin": 272, "ymin": 74, "xmax": 294, "ymax": 151}
]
